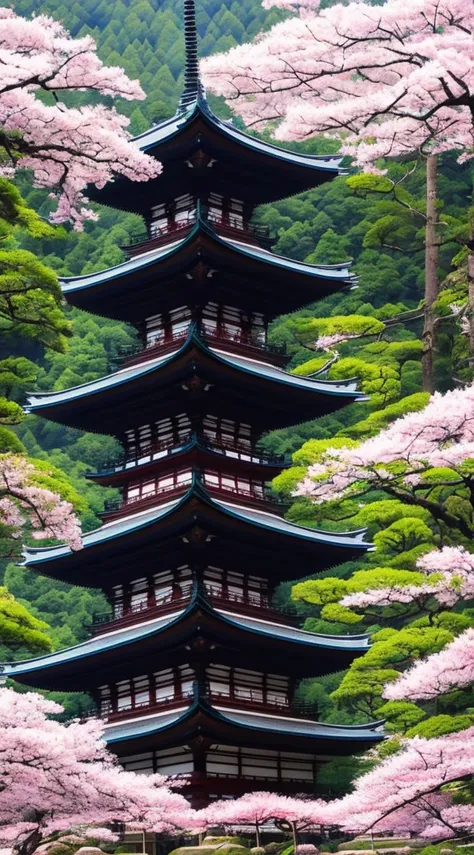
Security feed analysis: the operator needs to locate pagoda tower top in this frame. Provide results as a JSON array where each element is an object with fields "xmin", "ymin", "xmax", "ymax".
[
  {"xmin": 178, "ymin": 0, "xmax": 205, "ymax": 112},
  {"xmin": 88, "ymin": 1, "xmax": 344, "ymax": 212}
]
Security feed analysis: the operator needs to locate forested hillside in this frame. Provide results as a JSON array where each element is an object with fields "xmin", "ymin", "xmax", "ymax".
[{"xmin": 2, "ymin": 0, "xmax": 473, "ymax": 752}]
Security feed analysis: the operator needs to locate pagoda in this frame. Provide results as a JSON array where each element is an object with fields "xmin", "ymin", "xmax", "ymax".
[{"xmin": 4, "ymin": 1, "xmax": 383, "ymax": 806}]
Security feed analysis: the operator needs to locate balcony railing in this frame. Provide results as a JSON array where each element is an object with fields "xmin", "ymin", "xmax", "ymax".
[
  {"xmin": 111, "ymin": 323, "xmax": 287, "ymax": 371},
  {"xmin": 87, "ymin": 584, "xmax": 302, "ymax": 636},
  {"xmin": 119, "ymin": 209, "xmax": 272, "ymax": 259},
  {"xmin": 99, "ymin": 475, "xmax": 289, "ymax": 520},
  {"xmin": 89, "ymin": 681, "xmax": 318, "ymax": 726},
  {"xmin": 90, "ymin": 433, "xmax": 288, "ymax": 479}
]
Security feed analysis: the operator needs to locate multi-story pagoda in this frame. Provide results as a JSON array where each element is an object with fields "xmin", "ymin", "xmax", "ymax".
[{"xmin": 4, "ymin": 1, "xmax": 383, "ymax": 806}]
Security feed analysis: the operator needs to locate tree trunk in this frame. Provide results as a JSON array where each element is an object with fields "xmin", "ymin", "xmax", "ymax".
[
  {"xmin": 291, "ymin": 821, "xmax": 298, "ymax": 852},
  {"xmin": 422, "ymin": 154, "xmax": 439, "ymax": 394},
  {"xmin": 255, "ymin": 820, "xmax": 261, "ymax": 848}
]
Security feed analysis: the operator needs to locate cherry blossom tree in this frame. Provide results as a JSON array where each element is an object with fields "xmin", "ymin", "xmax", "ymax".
[
  {"xmin": 202, "ymin": 0, "xmax": 473, "ymax": 390},
  {"xmin": 294, "ymin": 382, "xmax": 474, "ymax": 540},
  {"xmin": 384, "ymin": 627, "xmax": 474, "ymax": 701},
  {"xmin": 0, "ymin": 455, "xmax": 82, "ymax": 551},
  {"xmin": 340, "ymin": 545, "xmax": 474, "ymax": 616},
  {"xmin": 202, "ymin": 0, "xmax": 473, "ymax": 164},
  {"xmin": 0, "ymin": 689, "xmax": 195, "ymax": 855},
  {"xmin": 201, "ymin": 792, "xmax": 327, "ymax": 848},
  {"xmin": 0, "ymin": 8, "xmax": 160, "ymax": 228}
]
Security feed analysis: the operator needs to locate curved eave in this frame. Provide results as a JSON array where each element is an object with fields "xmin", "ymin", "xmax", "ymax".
[
  {"xmin": 21, "ymin": 479, "xmax": 371, "ymax": 579},
  {"xmin": 86, "ymin": 435, "xmax": 289, "ymax": 486},
  {"xmin": 24, "ymin": 326, "xmax": 365, "ymax": 430},
  {"xmin": 1, "ymin": 591, "xmax": 370, "ymax": 688},
  {"xmin": 104, "ymin": 697, "xmax": 384, "ymax": 754},
  {"xmin": 0, "ymin": 606, "xmax": 186, "ymax": 686},
  {"xmin": 136, "ymin": 101, "xmax": 342, "ymax": 173},
  {"xmin": 88, "ymin": 99, "xmax": 343, "ymax": 212},
  {"xmin": 60, "ymin": 218, "xmax": 355, "ymax": 307}
]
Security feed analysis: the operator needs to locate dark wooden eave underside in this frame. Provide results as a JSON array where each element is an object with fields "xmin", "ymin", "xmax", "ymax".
[
  {"xmin": 25, "ymin": 328, "xmax": 363, "ymax": 435},
  {"xmin": 61, "ymin": 219, "xmax": 354, "ymax": 322},
  {"xmin": 87, "ymin": 99, "xmax": 342, "ymax": 213},
  {"xmin": 105, "ymin": 695, "xmax": 383, "ymax": 757},
  {"xmin": 3, "ymin": 590, "xmax": 369, "ymax": 691},
  {"xmin": 21, "ymin": 481, "xmax": 370, "ymax": 587}
]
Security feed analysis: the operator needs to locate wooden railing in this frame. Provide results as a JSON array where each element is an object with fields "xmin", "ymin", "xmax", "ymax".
[
  {"xmin": 88, "ymin": 681, "xmax": 318, "ymax": 725},
  {"xmin": 119, "ymin": 210, "xmax": 272, "ymax": 259},
  {"xmin": 88, "ymin": 585, "xmax": 302, "ymax": 636},
  {"xmin": 111, "ymin": 323, "xmax": 286, "ymax": 370},
  {"xmin": 92, "ymin": 433, "xmax": 287, "ymax": 477},
  {"xmin": 99, "ymin": 472, "xmax": 289, "ymax": 520}
]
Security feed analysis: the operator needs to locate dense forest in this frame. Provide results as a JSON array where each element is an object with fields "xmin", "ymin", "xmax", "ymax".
[{"xmin": 1, "ymin": 0, "xmax": 473, "ymax": 792}]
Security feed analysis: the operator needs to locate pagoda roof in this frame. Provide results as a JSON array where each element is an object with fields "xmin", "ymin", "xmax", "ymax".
[
  {"xmin": 1, "ymin": 586, "xmax": 370, "ymax": 690},
  {"xmin": 104, "ymin": 693, "xmax": 384, "ymax": 756},
  {"xmin": 19, "ymin": 479, "xmax": 371, "ymax": 587},
  {"xmin": 88, "ymin": 97, "xmax": 344, "ymax": 214},
  {"xmin": 25, "ymin": 326, "xmax": 365, "ymax": 435},
  {"xmin": 60, "ymin": 218, "xmax": 356, "ymax": 321}
]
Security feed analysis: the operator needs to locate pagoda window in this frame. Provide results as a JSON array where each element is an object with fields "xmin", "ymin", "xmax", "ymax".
[
  {"xmin": 144, "ymin": 307, "xmax": 191, "ymax": 347},
  {"xmin": 208, "ymin": 192, "xmax": 224, "ymax": 224},
  {"xmin": 207, "ymin": 194, "xmax": 244, "ymax": 229},
  {"xmin": 144, "ymin": 312, "xmax": 165, "ymax": 347},
  {"xmin": 202, "ymin": 414, "xmax": 252, "ymax": 450},
  {"xmin": 173, "ymin": 193, "xmax": 194, "ymax": 225},
  {"xmin": 115, "ymin": 675, "xmax": 150, "ymax": 712},
  {"xmin": 153, "ymin": 665, "xmax": 195, "ymax": 703},
  {"xmin": 202, "ymin": 303, "xmax": 266, "ymax": 346},
  {"xmin": 120, "ymin": 751, "xmax": 154, "ymax": 775},
  {"xmin": 98, "ymin": 685, "xmax": 112, "ymax": 717},
  {"xmin": 169, "ymin": 305, "xmax": 192, "ymax": 337},
  {"xmin": 125, "ymin": 468, "xmax": 192, "ymax": 503},
  {"xmin": 154, "ymin": 746, "xmax": 194, "ymax": 776},
  {"xmin": 122, "ymin": 747, "xmax": 194, "ymax": 776},
  {"xmin": 206, "ymin": 746, "xmax": 315, "ymax": 782},
  {"xmin": 111, "ymin": 584, "xmax": 124, "ymax": 618},
  {"xmin": 228, "ymin": 198, "xmax": 244, "ymax": 229},
  {"xmin": 149, "ymin": 195, "xmax": 195, "ymax": 237},
  {"xmin": 206, "ymin": 744, "xmax": 239, "ymax": 778},
  {"xmin": 130, "ymin": 578, "xmax": 149, "ymax": 612},
  {"xmin": 203, "ymin": 567, "xmax": 268, "ymax": 605},
  {"xmin": 206, "ymin": 665, "xmax": 289, "ymax": 707},
  {"xmin": 153, "ymin": 565, "xmax": 193, "ymax": 603},
  {"xmin": 149, "ymin": 203, "xmax": 168, "ymax": 237},
  {"xmin": 203, "ymin": 470, "xmax": 265, "ymax": 499}
]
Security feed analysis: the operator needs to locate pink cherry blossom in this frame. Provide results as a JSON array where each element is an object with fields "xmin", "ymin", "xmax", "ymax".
[
  {"xmin": 293, "ymin": 384, "xmax": 474, "ymax": 540},
  {"xmin": 202, "ymin": 0, "xmax": 473, "ymax": 168},
  {"xmin": 0, "ymin": 689, "xmax": 194, "ymax": 855},
  {"xmin": 0, "ymin": 455, "xmax": 82, "ymax": 551},
  {"xmin": 326, "ymin": 728, "xmax": 474, "ymax": 837},
  {"xmin": 384, "ymin": 628, "xmax": 474, "ymax": 701},
  {"xmin": 0, "ymin": 9, "xmax": 161, "ymax": 228},
  {"xmin": 201, "ymin": 792, "xmax": 327, "ymax": 847}
]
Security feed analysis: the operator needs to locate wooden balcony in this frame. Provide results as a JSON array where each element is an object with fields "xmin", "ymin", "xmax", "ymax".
[
  {"xmin": 119, "ymin": 212, "xmax": 273, "ymax": 260},
  {"xmin": 91, "ymin": 682, "xmax": 318, "ymax": 726},
  {"xmin": 92, "ymin": 433, "xmax": 288, "ymax": 479},
  {"xmin": 98, "ymin": 475, "xmax": 289, "ymax": 522},
  {"xmin": 112, "ymin": 324, "xmax": 287, "ymax": 370},
  {"xmin": 88, "ymin": 586, "xmax": 302, "ymax": 637}
]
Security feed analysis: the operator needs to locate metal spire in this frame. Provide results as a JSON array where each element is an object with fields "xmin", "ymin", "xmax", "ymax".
[{"xmin": 178, "ymin": 0, "xmax": 205, "ymax": 112}]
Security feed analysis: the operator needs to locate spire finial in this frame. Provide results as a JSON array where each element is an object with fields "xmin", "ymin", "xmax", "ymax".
[{"xmin": 178, "ymin": 0, "xmax": 205, "ymax": 112}]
